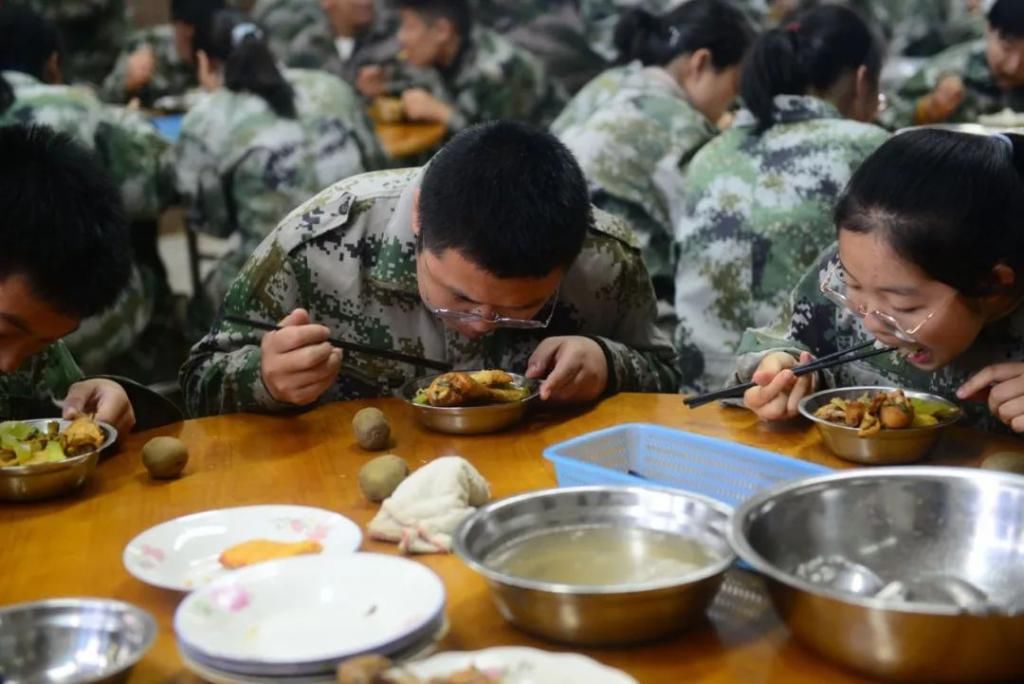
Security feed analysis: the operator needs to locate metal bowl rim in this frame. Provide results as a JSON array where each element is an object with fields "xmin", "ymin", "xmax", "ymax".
[
  {"xmin": 0, "ymin": 418, "xmax": 117, "ymax": 474},
  {"xmin": 798, "ymin": 386, "xmax": 961, "ymax": 435},
  {"xmin": 453, "ymin": 485, "xmax": 736, "ymax": 595},
  {"xmin": 729, "ymin": 466, "xmax": 1024, "ymax": 616},
  {"xmin": 0, "ymin": 597, "xmax": 158, "ymax": 674},
  {"xmin": 400, "ymin": 372, "xmax": 539, "ymax": 413}
]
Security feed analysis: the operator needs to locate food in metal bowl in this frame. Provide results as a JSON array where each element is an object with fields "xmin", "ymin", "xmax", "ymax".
[
  {"xmin": 812, "ymin": 388, "xmax": 958, "ymax": 436},
  {"xmin": 0, "ymin": 416, "xmax": 105, "ymax": 467},
  {"xmin": 414, "ymin": 371, "xmax": 530, "ymax": 407}
]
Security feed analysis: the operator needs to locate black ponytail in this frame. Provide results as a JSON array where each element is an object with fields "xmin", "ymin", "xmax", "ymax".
[
  {"xmin": 835, "ymin": 129, "xmax": 1024, "ymax": 298},
  {"xmin": 614, "ymin": 0, "xmax": 754, "ymax": 69},
  {"xmin": 0, "ymin": 74, "xmax": 13, "ymax": 114},
  {"xmin": 0, "ymin": 5, "xmax": 62, "ymax": 81},
  {"xmin": 740, "ymin": 4, "xmax": 881, "ymax": 133},
  {"xmin": 193, "ymin": 9, "xmax": 296, "ymax": 119}
]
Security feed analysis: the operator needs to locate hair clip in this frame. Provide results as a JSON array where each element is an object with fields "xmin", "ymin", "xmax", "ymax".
[
  {"xmin": 231, "ymin": 23, "xmax": 264, "ymax": 48},
  {"xmin": 667, "ymin": 26, "xmax": 682, "ymax": 49}
]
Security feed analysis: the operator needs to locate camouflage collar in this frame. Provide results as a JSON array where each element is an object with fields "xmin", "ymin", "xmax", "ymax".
[
  {"xmin": 732, "ymin": 95, "xmax": 842, "ymax": 128},
  {"xmin": 366, "ymin": 171, "xmax": 422, "ymax": 296}
]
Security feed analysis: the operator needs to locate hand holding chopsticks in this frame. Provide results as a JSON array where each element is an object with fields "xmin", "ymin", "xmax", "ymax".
[{"xmin": 683, "ymin": 341, "xmax": 895, "ymax": 409}]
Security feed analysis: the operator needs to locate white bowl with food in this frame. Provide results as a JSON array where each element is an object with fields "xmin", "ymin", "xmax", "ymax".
[
  {"xmin": 402, "ymin": 371, "xmax": 538, "ymax": 435},
  {"xmin": 0, "ymin": 417, "xmax": 117, "ymax": 502},
  {"xmin": 798, "ymin": 387, "xmax": 961, "ymax": 465}
]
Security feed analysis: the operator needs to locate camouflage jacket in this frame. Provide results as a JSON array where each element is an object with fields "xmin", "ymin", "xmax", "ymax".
[
  {"xmin": 853, "ymin": 0, "xmax": 984, "ymax": 58},
  {"xmin": 15, "ymin": 0, "xmax": 128, "ymax": 86},
  {"xmin": 553, "ymin": 62, "xmax": 716, "ymax": 288},
  {"xmin": 0, "ymin": 342, "xmax": 83, "ymax": 421},
  {"xmin": 406, "ymin": 27, "xmax": 567, "ymax": 132},
  {"xmin": 674, "ymin": 95, "xmax": 888, "ymax": 393},
  {"xmin": 734, "ymin": 247, "xmax": 1024, "ymax": 434},
  {"xmin": 100, "ymin": 24, "xmax": 196, "ymax": 106},
  {"xmin": 885, "ymin": 40, "xmax": 1024, "ymax": 128},
  {"xmin": 180, "ymin": 168, "xmax": 679, "ymax": 416},
  {"xmin": 174, "ymin": 68, "xmax": 369, "ymax": 306}
]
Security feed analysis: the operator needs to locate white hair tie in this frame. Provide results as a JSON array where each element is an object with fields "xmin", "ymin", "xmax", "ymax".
[{"xmin": 231, "ymin": 23, "xmax": 264, "ymax": 48}]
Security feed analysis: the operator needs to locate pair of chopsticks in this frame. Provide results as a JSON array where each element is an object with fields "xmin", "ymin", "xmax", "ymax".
[
  {"xmin": 223, "ymin": 315, "xmax": 453, "ymax": 372},
  {"xmin": 683, "ymin": 341, "xmax": 895, "ymax": 409}
]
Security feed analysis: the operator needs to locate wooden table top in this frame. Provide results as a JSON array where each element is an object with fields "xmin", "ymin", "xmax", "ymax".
[{"xmin": 1, "ymin": 394, "xmax": 1010, "ymax": 683}]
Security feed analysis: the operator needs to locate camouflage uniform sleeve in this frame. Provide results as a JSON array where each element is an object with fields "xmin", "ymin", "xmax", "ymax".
[
  {"xmin": 180, "ymin": 237, "xmax": 304, "ymax": 417},
  {"xmin": 94, "ymin": 105, "xmax": 174, "ymax": 220},
  {"xmin": 99, "ymin": 34, "xmax": 145, "ymax": 103},
  {"xmin": 42, "ymin": 342, "xmax": 86, "ymax": 397},
  {"xmin": 882, "ymin": 42, "xmax": 978, "ymax": 129},
  {"xmin": 173, "ymin": 108, "xmax": 235, "ymax": 238}
]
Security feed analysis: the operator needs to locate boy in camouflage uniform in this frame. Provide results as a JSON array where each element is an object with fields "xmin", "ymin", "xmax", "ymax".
[
  {"xmin": 181, "ymin": 122, "xmax": 678, "ymax": 416},
  {"xmin": 101, "ymin": 0, "xmax": 225, "ymax": 106},
  {"xmin": 0, "ymin": 125, "xmax": 136, "ymax": 434},
  {"xmin": 368, "ymin": 0, "xmax": 565, "ymax": 134},
  {"xmin": 885, "ymin": 0, "xmax": 1024, "ymax": 127}
]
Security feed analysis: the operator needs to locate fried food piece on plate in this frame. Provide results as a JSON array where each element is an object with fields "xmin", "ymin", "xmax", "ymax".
[{"xmin": 219, "ymin": 539, "xmax": 323, "ymax": 569}]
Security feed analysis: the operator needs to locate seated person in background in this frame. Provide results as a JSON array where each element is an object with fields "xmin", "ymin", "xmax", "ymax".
[
  {"xmin": 852, "ymin": 0, "xmax": 984, "ymax": 58},
  {"xmin": 11, "ymin": 0, "xmax": 128, "ymax": 86},
  {"xmin": 738, "ymin": 130, "xmax": 1024, "ymax": 434},
  {"xmin": 673, "ymin": 4, "xmax": 889, "ymax": 394},
  {"xmin": 180, "ymin": 122, "xmax": 679, "ymax": 416},
  {"xmin": 359, "ymin": 0, "xmax": 566, "ymax": 133},
  {"xmin": 0, "ymin": 124, "xmax": 136, "ymax": 434},
  {"xmin": 886, "ymin": 0, "xmax": 1024, "ymax": 127},
  {"xmin": 0, "ymin": 6, "xmax": 179, "ymax": 383},
  {"xmin": 101, "ymin": 0, "xmax": 225, "ymax": 106},
  {"xmin": 175, "ymin": 9, "xmax": 371, "ymax": 331},
  {"xmin": 553, "ymin": 0, "xmax": 755, "ymax": 329}
]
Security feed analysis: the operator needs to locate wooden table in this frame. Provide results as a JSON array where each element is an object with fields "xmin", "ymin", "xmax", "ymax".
[{"xmin": 1, "ymin": 394, "xmax": 1011, "ymax": 683}]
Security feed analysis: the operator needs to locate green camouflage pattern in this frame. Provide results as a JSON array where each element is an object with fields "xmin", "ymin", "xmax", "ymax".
[
  {"xmin": 674, "ymin": 95, "xmax": 888, "ymax": 393},
  {"xmin": 180, "ymin": 168, "xmax": 679, "ymax": 416},
  {"xmin": 0, "ymin": 70, "xmax": 174, "ymax": 376},
  {"xmin": 14, "ymin": 0, "xmax": 128, "ymax": 86},
  {"xmin": 553, "ymin": 62, "xmax": 716, "ymax": 288},
  {"xmin": 884, "ymin": 39, "xmax": 1024, "ymax": 128},
  {"xmin": 404, "ymin": 27, "xmax": 567, "ymax": 132},
  {"xmin": 578, "ymin": 0, "xmax": 692, "ymax": 62},
  {"xmin": 853, "ymin": 0, "xmax": 984, "ymax": 57},
  {"xmin": 174, "ymin": 68, "xmax": 369, "ymax": 311},
  {"xmin": 734, "ymin": 247, "xmax": 1024, "ymax": 434},
  {"xmin": 100, "ymin": 24, "xmax": 196, "ymax": 106},
  {"xmin": 0, "ymin": 342, "xmax": 84, "ymax": 420}
]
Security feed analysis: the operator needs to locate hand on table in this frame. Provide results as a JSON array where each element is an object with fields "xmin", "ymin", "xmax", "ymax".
[
  {"xmin": 401, "ymin": 89, "xmax": 453, "ymax": 125},
  {"xmin": 958, "ymin": 363, "xmax": 1024, "ymax": 433},
  {"xmin": 743, "ymin": 351, "xmax": 817, "ymax": 422},
  {"xmin": 526, "ymin": 336, "xmax": 608, "ymax": 404},
  {"xmin": 124, "ymin": 46, "xmax": 156, "ymax": 94},
  {"xmin": 260, "ymin": 308, "xmax": 343, "ymax": 406},
  {"xmin": 62, "ymin": 379, "xmax": 136, "ymax": 436},
  {"xmin": 357, "ymin": 65, "xmax": 388, "ymax": 99}
]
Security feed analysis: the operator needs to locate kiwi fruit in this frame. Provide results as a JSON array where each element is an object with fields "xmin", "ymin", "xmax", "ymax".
[
  {"xmin": 358, "ymin": 454, "xmax": 409, "ymax": 502},
  {"xmin": 142, "ymin": 436, "xmax": 189, "ymax": 479},
  {"xmin": 352, "ymin": 408, "xmax": 391, "ymax": 451}
]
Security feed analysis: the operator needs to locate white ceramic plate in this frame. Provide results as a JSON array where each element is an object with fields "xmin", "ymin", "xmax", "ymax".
[
  {"xmin": 123, "ymin": 505, "xmax": 362, "ymax": 591},
  {"xmin": 174, "ymin": 554, "xmax": 446, "ymax": 675},
  {"xmin": 400, "ymin": 647, "xmax": 637, "ymax": 683}
]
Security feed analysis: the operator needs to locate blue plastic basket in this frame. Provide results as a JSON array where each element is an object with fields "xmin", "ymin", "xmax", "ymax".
[{"xmin": 544, "ymin": 422, "xmax": 830, "ymax": 509}]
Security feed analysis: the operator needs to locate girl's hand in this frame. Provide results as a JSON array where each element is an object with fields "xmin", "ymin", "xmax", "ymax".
[
  {"xmin": 743, "ymin": 351, "xmax": 817, "ymax": 422},
  {"xmin": 958, "ymin": 363, "xmax": 1024, "ymax": 433}
]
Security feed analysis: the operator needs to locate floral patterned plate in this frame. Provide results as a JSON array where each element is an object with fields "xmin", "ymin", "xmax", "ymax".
[
  {"xmin": 174, "ymin": 553, "xmax": 446, "ymax": 677},
  {"xmin": 401, "ymin": 647, "xmax": 637, "ymax": 683},
  {"xmin": 123, "ymin": 505, "xmax": 362, "ymax": 591}
]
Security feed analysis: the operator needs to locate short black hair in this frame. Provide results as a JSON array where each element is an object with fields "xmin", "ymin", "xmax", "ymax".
[
  {"xmin": 0, "ymin": 125, "xmax": 132, "ymax": 318},
  {"xmin": 396, "ymin": 0, "xmax": 472, "ymax": 40},
  {"xmin": 741, "ymin": 4, "xmax": 882, "ymax": 132},
  {"xmin": 989, "ymin": 0, "xmax": 1024, "ymax": 39},
  {"xmin": 835, "ymin": 129, "xmax": 1024, "ymax": 298},
  {"xmin": 170, "ymin": 0, "xmax": 226, "ymax": 28},
  {"xmin": 419, "ymin": 122, "xmax": 592, "ymax": 278},
  {"xmin": 0, "ymin": 5, "xmax": 61, "ymax": 80},
  {"xmin": 614, "ymin": 0, "xmax": 756, "ymax": 69}
]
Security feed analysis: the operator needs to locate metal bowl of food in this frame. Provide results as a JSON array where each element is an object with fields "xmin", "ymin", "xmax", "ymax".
[
  {"xmin": 798, "ymin": 387, "xmax": 960, "ymax": 465},
  {"xmin": 730, "ymin": 467, "xmax": 1024, "ymax": 682},
  {"xmin": 402, "ymin": 371, "xmax": 538, "ymax": 435},
  {"xmin": 0, "ymin": 598, "xmax": 157, "ymax": 683},
  {"xmin": 0, "ymin": 418, "xmax": 117, "ymax": 502},
  {"xmin": 453, "ymin": 486, "xmax": 735, "ymax": 646}
]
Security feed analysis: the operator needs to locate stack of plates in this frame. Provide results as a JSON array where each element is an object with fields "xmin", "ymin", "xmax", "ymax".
[{"xmin": 174, "ymin": 553, "xmax": 447, "ymax": 683}]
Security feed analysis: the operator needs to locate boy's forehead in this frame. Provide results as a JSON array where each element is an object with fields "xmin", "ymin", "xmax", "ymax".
[{"xmin": 0, "ymin": 274, "xmax": 78, "ymax": 338}]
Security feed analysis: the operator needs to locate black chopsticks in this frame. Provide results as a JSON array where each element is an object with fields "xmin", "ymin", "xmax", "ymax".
[
  {"xmin": 683, "ymin": 341, "xmax": 895, "ymax": 409},
  {"xmin": 223, "ymin": 315, "xmax": 453, "ymax": 372}
]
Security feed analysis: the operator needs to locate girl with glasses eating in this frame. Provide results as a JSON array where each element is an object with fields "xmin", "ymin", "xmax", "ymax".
[{"xmin": 733, "ymin": 128, "xmax": 1024, "ymax": 433}]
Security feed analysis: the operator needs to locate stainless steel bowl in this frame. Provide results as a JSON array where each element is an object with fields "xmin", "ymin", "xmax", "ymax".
[
  {"xmin": 453, "ymin": 486, "xmax": 735, "ymax": 645},
  {"xmin": 730, "ymin": 467, "xmax": 1024, "ymax": 682},
  {"xmin": 0, "ymin": 419, "xmax": 117, "ymax": 502},
  {"xmin": 0, "ymin": 598, "xmax": 157, "ymax": 683},
  {"xmin": 799, "ymin": 387, "xmax": 959, "ymax": 465},
  {"xmin": 402, "ymin": 373, "xmax": 538, "ymax": 435}
]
